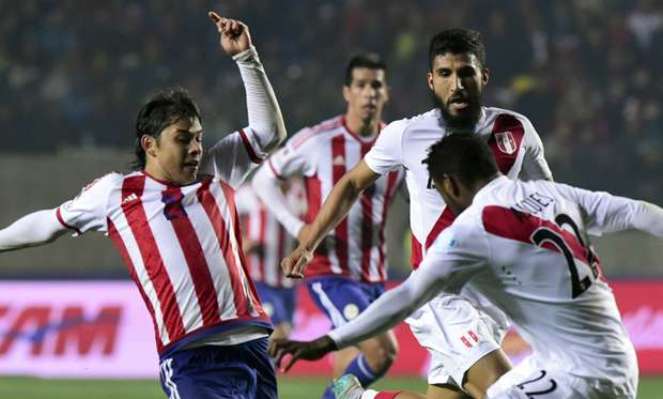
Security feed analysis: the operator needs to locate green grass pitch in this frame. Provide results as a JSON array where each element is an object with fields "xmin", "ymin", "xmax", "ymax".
[{"xmin": 0, "ymin": 376, "xmax": 660, "ymax": 398}]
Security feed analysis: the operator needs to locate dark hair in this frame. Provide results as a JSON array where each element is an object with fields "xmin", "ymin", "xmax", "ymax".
[
  {"xmin": 428, "ymin": 28, "xmax": 486, "ymax": 70},
  {"xmin": 423, "ymin": 134, "xmax": 497, "ymax": 186},
  {"xmin": 133, "ymin": 88, "xmax": 201, "ymax": 169},
  {"xmin": 344, "ymin": 53, "xmax": 387, "ymax": 86}
]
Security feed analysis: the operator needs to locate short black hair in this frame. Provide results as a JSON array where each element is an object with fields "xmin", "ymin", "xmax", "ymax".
[
  {"xmin": 428, "ymin": 28, "xmax": 486, "ymax": 70},
  {"xmin": 423, "ymin": 134, "xmax": 497, "ymax": 187},
  {"xmin": 344, "ymin": 53, "xmax": 387, "ymax": 86},
  {"xmin": 133, "ymin": 88, "xmax": 201, "ymax": 169}
]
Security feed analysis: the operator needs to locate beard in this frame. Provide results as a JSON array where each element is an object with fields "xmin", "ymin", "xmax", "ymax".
[{"xmin": 432, "ymin": 91, "xmax": 482, "ymax": 133}]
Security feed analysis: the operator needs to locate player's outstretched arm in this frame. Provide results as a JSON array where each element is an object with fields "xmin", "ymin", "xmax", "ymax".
[
  {"xmin": 269, "ymin": 253, "xmax": 450, "ymax": 371},
  {"xmin": 208, "ymin": 12, "xmax": 286, "ymax": 153},
  {"xmin": 557, "ymin": 183, "xmax": 663, "ymax": 237},
  {"xmin": 268, "ymin": 335, "xmax": 338, "ymax": 372},
  {"xmin": 0, "ymin": 210, "xmax": 68, "ymax": 252},
  {"xmin": 631, "ymin": 201, "xmax": 663, "ymax": 237},
  {"xmin": 252, "ymin": 165, "xmax": 305, "ymax": 238},
  {"xmin": 281, "ymin": 160, "xmax": 380, "ymax": 278}
]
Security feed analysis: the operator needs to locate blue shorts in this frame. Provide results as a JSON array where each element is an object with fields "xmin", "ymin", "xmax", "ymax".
[
  {"xmin": 306, "ymin": 276, "xmax": 385, "ymax": 328},
  {"xmin": 159, "ymin": 337, "xmax": 277, "ymax": 399},
  {"xmin": 255, "ymin": 282, "xmax": 296, "ymax": 326}
]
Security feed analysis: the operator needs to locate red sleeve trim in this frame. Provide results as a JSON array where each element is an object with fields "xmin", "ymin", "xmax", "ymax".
[
  {"xmin": 239, "ymin": 129, "xmax": 262, "ymax": 164},
  {"xmin": 56, "ymin": 208, "xmax": 82, "ymax": 235},
  {"xmin": 267, "ymin": 159, "xmax": 286, "ymax": 181}
]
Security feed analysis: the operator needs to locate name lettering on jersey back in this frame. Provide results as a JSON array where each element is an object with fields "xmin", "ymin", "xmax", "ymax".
[{"xmin": 513, "ymin": 192, "xmax": 554, "ymax": 215}]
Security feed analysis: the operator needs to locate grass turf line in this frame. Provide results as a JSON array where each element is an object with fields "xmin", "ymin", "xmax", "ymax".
[{"xmin": 0, "ymin": 376, "xmax": 660, "ymax": 398}]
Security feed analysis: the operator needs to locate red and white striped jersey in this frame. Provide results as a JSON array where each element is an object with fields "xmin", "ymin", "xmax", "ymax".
[
  {"xmin": 364, "ymin": 107, "xmax": 553, "ymax": 268},
  {"xmin": 266, "ymin": 115, "xmax": 404, "ymax": 282},
  {"xmin": 56, "ymin": 128, "xmax": 270, "ymax": 356},
  {"xmin": 236, "ymin": 179, "xmax": 306, "ymax": 288}
]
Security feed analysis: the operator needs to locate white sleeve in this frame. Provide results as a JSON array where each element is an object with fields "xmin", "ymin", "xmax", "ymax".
[
  {"xmin": 57, "ymin": 173, "xmax": 118, "ymax": 235},
  {"xmin": 252, "ymin": 156, "xmax": 307, "ymax": 238},
  {"xmin": 234, "ymin": 46, "xmax": 286, "ymax": 149},
  {"xmin": 202, "ymin": 46, "xmax": 286, "ymax": 188},
  {"xmin": 556, "ymin": 183, "xmax": 663, "ymax": 237},
  {"xmin": 520, "ymin": 116, "xmax": 553, "ymax": 181},
  {"xmin": 327, "ymin": 221, "xmax": 488, "ymax": 348},
  {"xmin": 363, "ymin": 119, "xmax": 406, "ymax": 175},
  {"xmin": 0, "ymin": 209, "xmax": 67, "ymax": 252},
  {"xmin": 266, "ymin": 129, "xmax": 316, "ymax": 178},
  {"xmin": 234, "ymin": 186, "xmax": 255, "ymax": 216}
]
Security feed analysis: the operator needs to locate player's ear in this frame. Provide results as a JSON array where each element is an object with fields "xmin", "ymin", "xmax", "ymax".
[
  {"xmin": 481, "ymin": 67, "xmax": 490, "ymax": 86},
  {"xmin": 141, "ymin": 135, "xmax": 158, "ymax": 158},
  {"xmin": 446, "ymin": 175, "xmax": 462, "ymax": 198},
  {"xmin": 427, "ymin": 71, "xmax": 434, "ymax": 91},
  {"xmin": 342, "ymin": 84, "xmax": 351, "ymax": 103}
]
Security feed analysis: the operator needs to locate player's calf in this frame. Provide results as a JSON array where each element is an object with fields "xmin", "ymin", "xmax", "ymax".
[{"xmin": 358, "ymin": 330, "xmax": 399, "ymax": 378}]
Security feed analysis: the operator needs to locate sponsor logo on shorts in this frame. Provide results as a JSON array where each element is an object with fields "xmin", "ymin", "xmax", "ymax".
[{"xmin": 343, "ymin": 304, "xmax": 359, "ymax": 320}]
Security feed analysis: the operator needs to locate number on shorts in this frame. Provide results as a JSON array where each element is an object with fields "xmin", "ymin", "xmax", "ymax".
[{"xmin": 517, "ymin": 370, "xmax": 558, "ymax": 397}]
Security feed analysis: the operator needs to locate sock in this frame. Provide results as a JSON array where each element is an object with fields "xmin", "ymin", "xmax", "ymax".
[
  {"xmin": 322, "ymin": 385, "xmax": 336, "ymax": 399},
  {"xmin": 345, "ymin": 354, "xmax": 384, "ymax": 387},
  {"xmin": 374, "ymin": 392, "xmax": 402, "ymax": 399},
  {"xmin": 360, "ymin": 391, "xmax": 401, "ymax": 399},
  {"xmin": 321, "ymin": 355, "xmax": 386, "ymax": 399}
]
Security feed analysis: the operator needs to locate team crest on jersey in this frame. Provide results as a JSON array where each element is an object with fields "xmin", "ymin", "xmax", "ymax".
[{"xmin": 494, "ymin": 131, "xmax": 517, "ymax": 155}]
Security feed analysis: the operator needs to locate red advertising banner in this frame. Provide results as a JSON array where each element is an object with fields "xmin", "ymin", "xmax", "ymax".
[{"xmin": 0, "ymin": 280, "xmax": 661, "ymax": 378}]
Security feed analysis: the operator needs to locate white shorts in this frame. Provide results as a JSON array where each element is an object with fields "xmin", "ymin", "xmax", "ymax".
[
  {"xmin": 486, "ymin": 355, "xmax": 638, "ymax": 399},
  {"xmin": 406, "ymin": 293, "xmax": 507, "ymax": 387}
]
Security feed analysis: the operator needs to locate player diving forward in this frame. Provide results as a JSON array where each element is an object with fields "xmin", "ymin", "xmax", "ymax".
[
  {"xmin": 271, "ymin": 134, "xmax": 663, "ymax": 399},
  {"xmin": 0, "ymin": 13, "xmax": 285, "ymax": 399},
  {"xmin": 278, "ymin": 28, "xmax": 552, "ymax": 398}
]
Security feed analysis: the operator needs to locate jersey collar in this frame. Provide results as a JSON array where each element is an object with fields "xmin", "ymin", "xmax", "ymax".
[
  {"xmin": 472, "ymin": 174, "xmax": 509, "ymax": 205},
  {"xmin": 434, "ymin": 107, "xmax": 488, "ymax": 132},
  {"xmin": 141, "ymin": 169, "xmax": 210, "ymax": 188},
  {"xmin": 341, "ymin": 115, "xmax": 383, "ymax": 144}
]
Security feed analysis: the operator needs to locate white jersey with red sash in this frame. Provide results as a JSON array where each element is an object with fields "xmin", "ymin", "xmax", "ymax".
[
  {"xmin": 362, "ymin": 106, "xmax": 552, "ymax": 385},
  {"xmin": 329, "ymin": 176, "xmax": 645, "ymax": 397},
  {"xmin": 364, "ymin": 106, "xmax": 552, "ymax": 268}
]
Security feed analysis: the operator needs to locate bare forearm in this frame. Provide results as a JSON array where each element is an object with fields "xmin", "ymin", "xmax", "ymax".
[
  {"xmin": 305, "ymin": 174, "xmax": 362, "ymax": 249},
  {"xmin": 0, "ymin": 210, "xmax": 67, "ymax": 252}
]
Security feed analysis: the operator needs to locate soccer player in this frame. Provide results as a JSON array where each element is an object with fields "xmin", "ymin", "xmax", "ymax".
[
  {"xmin": 279, "ymin": 29, "xmax": 553, "ymax": 398},
  {"xmin": 236, "ymin": 178, "xmax": 306, "ymax": 342},
  {"xmin": 251, "ymin": 53, "xmax": 404, "ymax": 398},
  {"xmin": 271, "ymin": 134, "xmax": 662, "ymax": 399},
  {"xmin": 0, "ymin": 13, "xmax": 286, "ymax": 399}
]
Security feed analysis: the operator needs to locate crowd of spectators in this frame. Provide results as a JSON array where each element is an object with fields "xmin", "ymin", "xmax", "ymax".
[{"xmin": 2, "ymin": 0, "xmax": 662, "ymax": 201}]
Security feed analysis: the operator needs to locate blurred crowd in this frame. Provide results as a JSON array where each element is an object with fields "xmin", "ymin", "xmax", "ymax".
[{"xmin": 2, "ymin": 0, "xmax": 662, "ymax": 201}]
